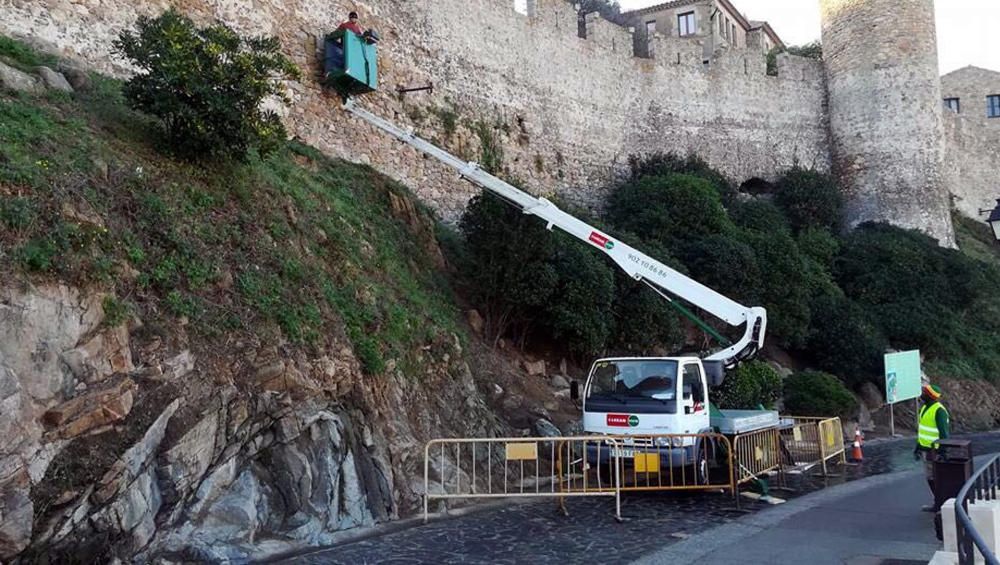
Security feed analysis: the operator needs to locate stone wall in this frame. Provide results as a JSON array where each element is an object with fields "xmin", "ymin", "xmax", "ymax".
[
  {"xmin": 941, "ymin": 66, "xmax": 1000, "ymax": 130},
  {"xmin": 944, "ymin": 112, "xmax": 1000, "ymax": 220},
  {"xmin": 820, "ymin": 0, "xmax": 954, "ymax": 246},
  {"xmin": 2, "ymin": 0, "xmax": 829, "ymax": 221}
]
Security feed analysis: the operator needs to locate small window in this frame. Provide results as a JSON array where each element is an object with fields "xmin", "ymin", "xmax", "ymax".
[
  {"xmin": 731, "ymin": 24, "xmax": 738, "ymax": 46},
  {"xmin": 719, "ymin": 16, "xmax": 725, "ymax": 35},
  {"xmin": 724, "ymin": 18, "xmax": 730, "ymax": 39},
  {"xmin": 646, "ymin": 20, "xmax": 657, "ymax": 37},
  {"xmin": 682, "ymin": 364, "xmax": 705, "ymax": 410},
  {"xmin": 944, "ymin": 98, "xmax": 960, "ymax": 113},
  {"xmin": 678, "ymin": 11, "xmax": 696, "ymax": 37},
  {"xmin": 989, "ymin": 95, "xmax": 1000, "ymax": 118}
]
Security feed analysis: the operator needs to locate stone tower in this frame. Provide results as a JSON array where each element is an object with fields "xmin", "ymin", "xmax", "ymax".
[{"xmin": 820, "ymin": 0, "xmax": 955, "ymax": 246}]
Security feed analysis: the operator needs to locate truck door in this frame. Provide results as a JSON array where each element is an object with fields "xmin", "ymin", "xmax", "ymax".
[{"xmin": 681, "ymin": 363, "xmax": 710, "ymax": 433}]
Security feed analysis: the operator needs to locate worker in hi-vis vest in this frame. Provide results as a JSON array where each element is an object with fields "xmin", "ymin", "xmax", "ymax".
[{"xmin": 913, "ymin": 383, "xmax": 950, "ymax": 512}]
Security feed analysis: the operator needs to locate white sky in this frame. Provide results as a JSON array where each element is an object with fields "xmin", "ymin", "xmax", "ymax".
[{"xmin": 617, "ymin": 0, "xmax": 1000, "ymax": 74}]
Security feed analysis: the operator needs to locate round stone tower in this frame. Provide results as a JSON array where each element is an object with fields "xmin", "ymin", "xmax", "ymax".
[{"xmin": 820, "ymin": 0, "xmax": 955, "ymax": 246}]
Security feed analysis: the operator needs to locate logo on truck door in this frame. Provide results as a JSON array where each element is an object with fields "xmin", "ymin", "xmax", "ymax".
[
  {"xmin": 607, "ymin": 414, "xmax": 640, "ymax": 427},
  {"xmin": 588, "ymin": 232, "xmax": 615, "ymax": 250}
]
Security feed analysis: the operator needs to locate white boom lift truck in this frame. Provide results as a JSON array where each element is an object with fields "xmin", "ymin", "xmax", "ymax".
[{"xmin": 343, "ymin": 99, "xmax": 777, "ymax": 470}]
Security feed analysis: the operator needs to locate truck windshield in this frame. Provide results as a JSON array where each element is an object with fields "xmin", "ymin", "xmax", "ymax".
[{"xmin": 588, "ymin": 360, "xmax": 678, "ymax": 402}]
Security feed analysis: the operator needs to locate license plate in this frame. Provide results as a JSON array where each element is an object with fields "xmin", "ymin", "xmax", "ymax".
[{"xmin": 610, "ymin": 448, "xmax": 636, "ymax": 458}]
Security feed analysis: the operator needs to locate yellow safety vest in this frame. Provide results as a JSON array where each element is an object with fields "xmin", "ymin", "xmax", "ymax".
[{"xmin": 918, "ymin": 402, "xmax": 945, "ymax": 448}]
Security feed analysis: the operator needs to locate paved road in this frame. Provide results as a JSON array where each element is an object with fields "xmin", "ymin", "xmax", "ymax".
[
  {"xmin": 276, "ymin": 433, "xmax": 1000, "ymax": 564},
  {"xmin": 636, "ymin": 469, "xmax": 938, "ymax": 565}
]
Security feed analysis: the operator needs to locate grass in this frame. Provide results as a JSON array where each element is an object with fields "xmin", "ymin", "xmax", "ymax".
[{"xmin": 0, "ymin": 35, "xmax": 463, "ymax": 377}]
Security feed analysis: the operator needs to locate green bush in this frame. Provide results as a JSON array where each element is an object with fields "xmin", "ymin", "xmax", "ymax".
[
  {"xmin": 731, "ymin": 199, "xmax": 790, "ymax": 235},
  {"xmin": 114, "ymin": 8, "xmax": 300, "ymax": 161},
  {"xmin": 712, "ymin": 361, "xmax": 783, "ymax": 409},
  {"xmin": 607, "ymin": 173, "xmax": 732, "ymax": 251},
  {"xmin": 804, "ymin": 294, "xmax": 887, "ymax": 387},
  {"xmin": 773, "ymin": 168, "xmax": 843, "ymax": 232},
  {"xmin": 627, "ymin": 153, "xmax": 735, "ymax": 204},
  {"xmin": 783, "ymin": 370, "xmax": 857, "ymax": 419},
  {"xmin": 542, "ymin": 234, "xmax": 616, "ymax": 354}
]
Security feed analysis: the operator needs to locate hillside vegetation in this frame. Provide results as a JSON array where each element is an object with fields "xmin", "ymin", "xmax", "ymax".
[
  {"xmin": 454, "ymin": 147, "xmax": 1000, "ymax": 413},
  {"xmin": 0, "ymin": 36, "xmax": 461, "ymax": 379}
]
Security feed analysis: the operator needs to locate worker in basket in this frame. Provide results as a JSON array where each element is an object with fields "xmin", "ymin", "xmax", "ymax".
[
  {"xmin": 327, "ymin": 11, "xmax": 380, "ymax": 74},
  {"xmin": 913, "ymin": 383, "xmax": 950, "ymax": 512}
]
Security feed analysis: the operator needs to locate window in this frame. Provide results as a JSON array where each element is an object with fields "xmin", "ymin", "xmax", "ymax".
[
  {"xmin": 682, "ymin": 364, "xmax": 705, "ymax": 413},
  {"xmin": 731, "ymin": 24, "xmax": 738, "ymax": 46},
  {"xmin": 678, "ymin": 11, "xmax": 696, "ymax": 36},
  {"xmin": 944, "ymin": 98, "xmax": 960, "ymax": 113},
  {"xmin": 989, "ymin": 95, "xmax": 1000, "ymax": 118},
  {"xmin": 646, "ymin": 20, "xmax": 657, "ymax": 37},
  {"xmin": 719, "ymin": 16, "xmax": 724, "ymax": 35},
  {"xmin": 724, "ymin": 17, "xmax": 730, "ymax": 39}
]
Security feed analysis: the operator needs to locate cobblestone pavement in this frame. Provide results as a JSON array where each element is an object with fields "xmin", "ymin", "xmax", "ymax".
[{"xmin": 277, "ymin": 432, "xmax": 1000, "ymax": 565}]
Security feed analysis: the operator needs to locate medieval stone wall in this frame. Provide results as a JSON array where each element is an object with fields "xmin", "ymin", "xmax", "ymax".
[
  {"xmin": 2, "ymin": 0, "xmax": 829, "ymax": 221},
  {"xmin": 820, "ymin": 0, "xmax": 955, "ymax": 246}
]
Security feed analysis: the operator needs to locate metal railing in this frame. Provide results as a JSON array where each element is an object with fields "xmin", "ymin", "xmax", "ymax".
[
  {"xmin": 423, "ymin": 436, "xmax": 623, "ymax": 522},
  {"xmin": 816, "ymin": 417, "xmax": 847, "ymax": 475},
  {"xmin": 956, "ymin": 454, "xmax": 1000, "ymax": 565},
  {"xmin": 779, "ymin": 416, "xmax": 824, "ymax": 470},
  {"xmin": 733, "ymin": 426, "xmax": 783, "ymax": 485}
]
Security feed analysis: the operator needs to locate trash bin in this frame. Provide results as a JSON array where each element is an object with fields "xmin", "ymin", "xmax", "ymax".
[{"xmin": 933, "ymin": 439, "xmax": 973, "ymax": 540}]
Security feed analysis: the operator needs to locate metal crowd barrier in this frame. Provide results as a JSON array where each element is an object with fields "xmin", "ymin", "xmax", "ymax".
[
  {"xmin": 816, "ymin": 417, "xmax": 847, "ymax": 475},
  {"xmin": 598, "ymin": 433, "xmax": 736, "ymax": 495},
  {"xmin": 733, "ymin": 426, "xmax": 783, "ymax": 486},
  {"xmin": 423, "ymin": 436, "xmax": 623, "ymax": 522}
]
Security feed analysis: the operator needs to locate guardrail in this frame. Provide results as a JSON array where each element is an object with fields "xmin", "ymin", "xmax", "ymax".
[
  {"xmin": 423, "ymin": 436, "xmax": 623, "ymax": 522},
  {"xmin": 956, "ymin": 453, "xmax": 1000, "ymax": 565},
  {"xmin": 733, "ymin": 426, "xmax": 782, "ymax": 486}
]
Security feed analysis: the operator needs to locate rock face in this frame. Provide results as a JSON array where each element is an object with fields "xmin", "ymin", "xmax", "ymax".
[
  {"xmin": 0, "ymin": 283, "xmax": 502, "ymax": 561},
  {"xmin": 35, "ymin": 66, "xmax": 73, "ymax": 92}
]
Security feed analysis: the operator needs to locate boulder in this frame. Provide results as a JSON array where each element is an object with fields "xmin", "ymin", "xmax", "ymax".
[
  {"xmin": 523, "ymin": 359, "xmax": 546, "ymax": 377},
  {"xmin": 58, "ymin": 66, "xmax": 91, "ymax": 92},
  {"xmin": 533, "ymin": 418, "xmax": 561, "ymax": 438},
  {"xmin": 465, "ymin": 310, "xmax": 484, "ymax": 335},
  {"xmin": 550, "ymin": 375, "xmax": 570, "ymax": 389},
  {"xmin": 0, "ymin": 61, "xmax": 42, "ymax": 94},
  {"xmin": 35, "ymin": 66, "xmax": 73, "ymax": 93},
  {"xmin": 858, "ymin": 381, "xmax": 884, "ymax": 411}
]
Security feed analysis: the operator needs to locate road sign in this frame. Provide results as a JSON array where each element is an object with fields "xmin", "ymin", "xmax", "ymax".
[{"xmin": 884, "ymin": 350, "xmax": 921, "ymax": 405}]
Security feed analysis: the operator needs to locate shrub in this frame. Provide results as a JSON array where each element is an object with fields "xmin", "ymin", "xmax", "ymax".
[
  {"xmin": 783, "ymin": 370, "xmax": 858, "ymax": 419},
  {"xmin": 459, "ymin": 192, "xmax": 558, "ymax": 344},
  {"xmin": 607, "ymin": 173, "xmax": 732, "ymax": 251},
  {"xmin": 731, "ymin": 199, "xmax": 790, "ymax": 235},
  {"xmin": 627, "ymin": 153, "xmax": 735, "ymax": 204},
  {"xmin": 773, "ymin": 168, "xmax": 843, "ymax": 232},
  {"xmin": 114, "ymin": 8, "xmax": 300, "ymax": 161},
  {"xmin": 680, "ymin": 234, "xmax": 760, "ymax": 305},
  {"xmin": 738, "ymin": 229, "xmax": 813, "ymax": 348},
  {"xmin": 804, "ymin": 294, "xmax": 887, "ymax": 387},
  {"xmin": 712, "ymin": 361, "xmax": 783, "ymax": 409},
  {"xmin": 541, "ymin": 234, "xmax": 616, "ymax": 354}
]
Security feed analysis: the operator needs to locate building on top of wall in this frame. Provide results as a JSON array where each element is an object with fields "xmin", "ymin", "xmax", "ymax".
[
  {"xmin": 941, "ymin": 66, "xmax": 1000, "ymax": 129},
  {"xmin": 623, "ymin": 0, "xmax": 783, "ymax": 60}
]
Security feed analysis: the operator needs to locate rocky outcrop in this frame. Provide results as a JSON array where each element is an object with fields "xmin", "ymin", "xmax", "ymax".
[{"xmin": 0, "ymin": 282, "xmax": 502, "ymax": 562}]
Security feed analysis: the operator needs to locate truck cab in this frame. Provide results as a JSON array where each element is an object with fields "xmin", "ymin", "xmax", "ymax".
[{"xmin": 581, "ymin": 357, "xmax": 723, "ymax": 441}]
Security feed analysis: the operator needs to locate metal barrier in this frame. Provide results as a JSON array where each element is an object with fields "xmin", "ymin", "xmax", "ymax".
[
  {"xmin": 599, "ymin": 433, "xmax": 736, "ymax": 495},
  {"xmin": 816, "ymin": 417, "xmax": 847, "ymax": 475},
  {"xmin": 423, "ymin": 436, "xmax": 622, "ymax": 522},
  {"xmin": 779, "ymin": 417, "xmax": 824, "ymax": 470},
  {"xmin": 956, "ymin": 453, "xmax": 1000, "ymax": 565},
  {"xmin": 733, "ymin": 427, "xmax": 782, "ymax": 486}
]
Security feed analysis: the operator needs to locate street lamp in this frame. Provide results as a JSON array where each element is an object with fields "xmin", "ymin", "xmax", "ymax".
[{"xmin": 980, "ymin": 199, "xmax": 1000, "ymax": 242}]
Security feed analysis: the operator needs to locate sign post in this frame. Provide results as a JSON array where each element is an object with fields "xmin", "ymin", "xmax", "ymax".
[{"xmin": 884, "ymin": 350, "xmax": 922, "ymax": 437}]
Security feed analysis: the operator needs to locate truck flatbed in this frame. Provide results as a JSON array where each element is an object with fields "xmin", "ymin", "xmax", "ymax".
[{"xmin": 711, "ymin": 409, "xmax": 780, "ymax": 435}]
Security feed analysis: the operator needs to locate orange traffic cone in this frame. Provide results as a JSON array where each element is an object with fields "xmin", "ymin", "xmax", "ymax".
[{"xmin": 851, "ymin": 426, "xmax": 864, "ymax": 462}]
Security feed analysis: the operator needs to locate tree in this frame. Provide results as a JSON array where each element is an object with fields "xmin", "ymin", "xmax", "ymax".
[
  {"xmin": 773, "ymin": 167, "xmax": 844, "ymax": 232},
  {"xmin": 115, "ymin": 8, "xmax": 300, "ymax": 161}
]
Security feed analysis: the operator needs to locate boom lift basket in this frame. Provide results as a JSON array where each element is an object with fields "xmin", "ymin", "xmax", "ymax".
[{"xmin": 324, "ymin": 29, "xmax": 379, "ymax": 95}]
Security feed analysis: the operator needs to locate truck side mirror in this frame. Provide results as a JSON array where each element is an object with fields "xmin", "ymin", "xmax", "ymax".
[{"xmin": 570, "ymin": 381, "xmax": 580, "ymax": 401}]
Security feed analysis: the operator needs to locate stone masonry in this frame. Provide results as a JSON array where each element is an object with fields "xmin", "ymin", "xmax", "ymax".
[
  {"xmin": 1, "ymin": 0, "xmax": 996, "ymax": 243},
  {"xmin": 820, "ymin": 0, "xmax": 954, "ymax": 246}
]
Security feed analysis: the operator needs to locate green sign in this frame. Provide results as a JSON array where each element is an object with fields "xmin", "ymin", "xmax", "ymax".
[
  {"xmin": 628, "ymin": 415, "xmax": 639, "ymax": 427},
  {"xmin": 884, "ymin": 350, "xmax": 921, "ymax": 404}
]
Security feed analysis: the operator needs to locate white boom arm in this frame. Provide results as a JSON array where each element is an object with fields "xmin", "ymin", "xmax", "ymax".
[{"xmin": 343, "ymin": 99, "xmax": 767, "ymax": 367}]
